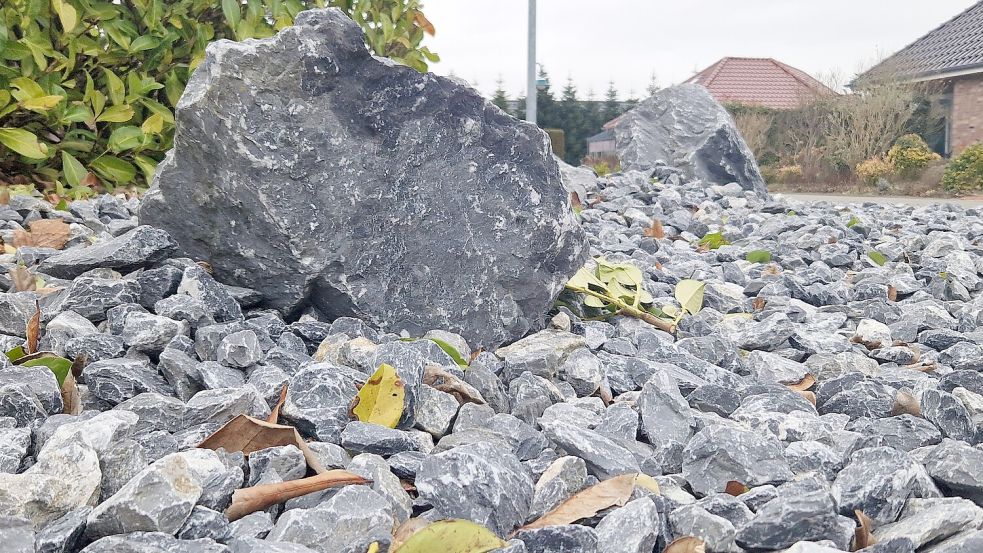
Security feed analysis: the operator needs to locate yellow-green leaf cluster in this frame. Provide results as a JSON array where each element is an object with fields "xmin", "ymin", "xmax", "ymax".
[{"xmin": 0, "ymin": 0, "xmax": 437, "ymax": 193}]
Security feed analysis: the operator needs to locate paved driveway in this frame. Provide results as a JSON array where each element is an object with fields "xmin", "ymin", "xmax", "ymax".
[{"xmin": 776, "ymin": 193, "xmax": 983, "ymax": 207}]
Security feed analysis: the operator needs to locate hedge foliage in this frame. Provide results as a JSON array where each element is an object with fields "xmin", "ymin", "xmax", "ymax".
[
  {"xmin": 942, "ymin": 144, "xmax": 983, "ymax": 192},
  {"xmin": 0, "ymin": 0, "xmax": 437, "ymax": 195}
]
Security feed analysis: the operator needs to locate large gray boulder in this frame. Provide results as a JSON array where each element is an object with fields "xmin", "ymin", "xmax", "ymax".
[
  {"xmin": 614, "ymin": 84, "xmax": 767, "ymax": 196},
  {"xmin": 140, "ymin": 8, "xmax": 587, "ymax": 350}
]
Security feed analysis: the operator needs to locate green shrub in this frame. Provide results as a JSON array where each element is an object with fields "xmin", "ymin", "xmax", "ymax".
[
  {"xmin": 855, "ymin": 157, "xmax": 893, "ymax": 185},
  {"xmin": 942, "ymin": 144, "xmax": 983, "ymax": 192},
  {"xmin": 886, "ymin": 133, "xmax": 941, "ymax": 179},
  {"xmin": 0, "ymin": 0, "xmax": 437, "ymax": 195}
]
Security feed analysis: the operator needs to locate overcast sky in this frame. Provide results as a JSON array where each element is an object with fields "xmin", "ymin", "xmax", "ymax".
[{"xmin": 422, "ymin": 0, "xmax": 979, "ymax": 100}]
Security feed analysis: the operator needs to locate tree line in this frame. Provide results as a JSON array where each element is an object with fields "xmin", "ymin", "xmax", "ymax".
[{"xmin": 490, "ymin": 68, "xmax": 659, "ymax": 165}]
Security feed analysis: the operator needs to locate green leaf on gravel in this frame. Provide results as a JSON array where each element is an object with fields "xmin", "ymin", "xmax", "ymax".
[
  {"xmin": 427, "ymin": 338, "xmax": 468, "ymax": 367},
  {"xmin": 868, "ymin": 251, "xmax": 887, "ymax": 266},
  {"xmin": 745, "ymin": 250, "xmax": 772, "ymax": 264},
  {"xmin": 698, "ymin": 232, "xmax": 729, "ymax": 250}
]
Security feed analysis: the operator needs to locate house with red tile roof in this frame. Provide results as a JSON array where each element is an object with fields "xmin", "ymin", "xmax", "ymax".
[
  {"xmin": 586, "ymin": 57, "xmax": 835, "ymax": 158},
  {"xmin": 853, "ymin": 0, "xmax": 983, "ymax": 156},
  {"xmin": 684, "ymin": 57, "xmax": 837, "ymax": 110}
]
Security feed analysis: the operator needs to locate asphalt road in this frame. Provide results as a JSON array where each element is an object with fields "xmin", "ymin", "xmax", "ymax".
[{"xmin": 776, "ymin": 193, "xmax": 983, "ymax": 207}]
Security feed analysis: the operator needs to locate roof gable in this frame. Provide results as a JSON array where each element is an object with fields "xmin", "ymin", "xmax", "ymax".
[
  {"xmin": 684, "ymin": 57, "xmax": 837, "ymax": 110},
  {"xmin": 857, "ymin": 1, "xmax": 983, "ymax": 82}
]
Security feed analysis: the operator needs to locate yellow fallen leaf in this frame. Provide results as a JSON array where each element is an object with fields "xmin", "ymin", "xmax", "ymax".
[
  {"xmin": 351, "ymin": 363, "xmax": 404, "ymax": 428},
  {"xmin": 665, "ymin": 536, "xmax": 706, "ymax": 553},
  {"xmin": 392, "ymin": 519, "xmax": 505, "ymax": 553}
]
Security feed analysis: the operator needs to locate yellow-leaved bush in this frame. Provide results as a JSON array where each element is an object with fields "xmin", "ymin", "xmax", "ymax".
[
  {"xmin": 886, "ymin": 133, "xmax": 941, "ymax": 179},
  {"xmin": 0, "ymin": 0, "xmax": 437, "ymax": 195},
  {"xmin": 855, "ymin": 157, "xmax": 893, "ymax": 185}
]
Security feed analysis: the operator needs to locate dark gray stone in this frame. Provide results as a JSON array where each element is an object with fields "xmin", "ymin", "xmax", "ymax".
[
  {"xmin": 594, "ymin": 497, "xmax": 662, "ymax": 553},
  {"xmin": 682, "ymin": 425, "xmax": 793, "ymax": 497},
  {"xmin": 514, "ymin": 525, "xmax": 598, "ymax": 553},
  {"xmin": 177, "ymin": 266, "xmax": 243, "ymax": 324},
  {"xmin": 80, "ymin": 532, "xmax": 228, "ymax": 553},
  {"xmin": 921, "ymin": 389, "xmax": 975, "ymax": 443},
  {"xmin": 136, "ymin": 265, "xmax": 184, "ymax": 310},
  {"xmin": 59, "ymin": 276, "xmax": 142, "ymax": 322},
  {"xmin": 833, "ymin": 446, "xmax": 938, "ymax": 523},
  {"xmin": 39, "ymin": 226, "xmax": 177, "ymax": 279},
  {"xmin": 176, "ymin": 506, "xmax": 232, "ymax": 543},
  {"xmin": 339, "ymin": 421, "xmax": 430, "ymax": 457},
  {"xmin": 140, "ymin": 9, "xmax": 586, "ymax": 350},
  {"xmin": 614, "ymin": 83, "xmax": 767, "ymax": 196},
  {"xmin": 923, "ymin": 439, "xmax": 983, "ymax": 506},
  {"xmin": 281, "ymin": 363, "xmax": 362, "ymax": 443},
  {"xmin": 85, "ymin": 358, "xmax": 172, "ymax": 406},
  {"xmin": 736, "ymin": 481, "xmax": 844, "ymax": 550},
  {"xmin": 35, "ymin": 506, "xmax": 91, "ymax": 553},
  {"xmin": 539, "ymin": 419, "xmax": 641, "ymax": 479},
  {"xmin": 416, "ymin": 441, "xmax": 534, "ymax": 536}
]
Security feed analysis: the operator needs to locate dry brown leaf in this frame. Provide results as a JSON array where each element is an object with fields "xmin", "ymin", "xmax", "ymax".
[
  {"xmin": 570, "ymin": 192, "xmax": 583, "ymax": 213},
  {"xmin": 70, "ymin": 353, "xmax": 87, "ymax": 377},
  {"xmin": 887, "ymin": 285, "xmax": 897, "ymax": 302},
  {"xmin": 26, "ymin": 300, "xmax": 40, "ymax": 355},
  {"xmin": 795, "ymin": 390, "xmax": 817, "ymax": 406},
  {"xmin": 751, "ymin": 297, "xmax": 767, "ymax": 311},
  {"xmin": 61, "ymin": 371, "xmax": 82, "ymax": 415},
  {"xmin": 80, "ymin": 173, "xmax": 99, "ymax": 188},
  {"xmin": 598, "ymin": 379, "xmax": 614, "ymax": 406},
  {"xmin": 198, "ymin": 414, "xmax": 328, "ymax": 475},
  {"xmin": 644, "ymin": 220, "xmax": 665, "ymax": 239},
  {"xmin": 13, "ymin": 219, "xmax": 71, "ymax": 250},
  {"xmin": 197, "ymin": 261, "xmax": 214, "ymax": 274},
  {"xmin": 414, "ymin": 11, "xmax": 435, "ymax": 35},
  {"xmin": 664, "ymin": 536, "xmax": 707, "ymax": 553},
  {"xmin": 522, "ymin": 473, "xmax": 636, "ymax": 530},
  {"xmin": 468, "ymin": 347, "xmax": 484, "ymax": 364},
  {"xmin": 423, "ymin": 365, "xmax": 485, "ymax": 405},
  {"xmin": 267, "ymin": 383, "xmax": 288, "ymax": 424},
  {"xmin": 9, "ymin": 266, "xmax": 36, "ymax": 292},
  {"xmin": 853, "ymin": 510, "xmax": 876, "ymax": 550},
  {"xmin": 786, "ymin": 374, "xmax": 816, "ymax": 392},
  {"xmin": 0, "ymin": 187, "xmax": 9, "ymax": 205},
  {"xmin": 225, "ymin": 469, "xmax": 369, "ymax": 521},
  {"xmin": 890, "ymin": 391, "xmax": 921, "ymax": 417},
  {"xmin": 906, "ymin": 363, "xmax": 936, "ymax": 373},
  {"xmin": 724, "ymin": 480, "xmax": 749, "ymax": 496}
]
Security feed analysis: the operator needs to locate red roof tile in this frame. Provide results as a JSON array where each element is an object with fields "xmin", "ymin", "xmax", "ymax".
[{"xmin": 684, "ymin": 57, "xmax": 838, "ymax": 110}]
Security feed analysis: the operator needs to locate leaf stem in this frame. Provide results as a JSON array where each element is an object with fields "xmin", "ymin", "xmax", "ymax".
[{"xmin": 568, "ymin": 286, "xmax": 676, "ymax": 333}]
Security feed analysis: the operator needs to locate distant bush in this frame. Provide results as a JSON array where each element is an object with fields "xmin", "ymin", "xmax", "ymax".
[
  {"xmin": 942, "ymin": 144, "xmax": 983, "ymax": 192},
  {"xmin": 775, "ymin": 165, "xmax": 804, "ymax": 184},
  {"xmin": 592, "ymin": 161, "xmax": 614, "ymax": 176},
  {"xmin": 887, "ymin": 133, "xmax": 941, "ymax": 179},
  {"xmin": 856, "ymin": 157, "xmax": 893, "ymax": 185},
  {"xmin": 0, "ymin": 0, "xmax": 437, "ymax": 195}
]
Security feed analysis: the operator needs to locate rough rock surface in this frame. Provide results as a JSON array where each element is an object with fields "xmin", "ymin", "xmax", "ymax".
[
  {"xmin": 613, "ymin": 83, "xmax": 767, "ymax": 196},
  {"xmin": 139, "ymin": 8, "xmax": 586, "ymax": 349},
  {"xmin": 2, "ymin": 14, "xmax": 983, "ymax": 553}
]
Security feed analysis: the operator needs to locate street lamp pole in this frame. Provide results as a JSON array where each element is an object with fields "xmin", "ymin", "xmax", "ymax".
[{"xmin": 526, "ymin": 0, "xmax": 537, "ymax": 124}]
